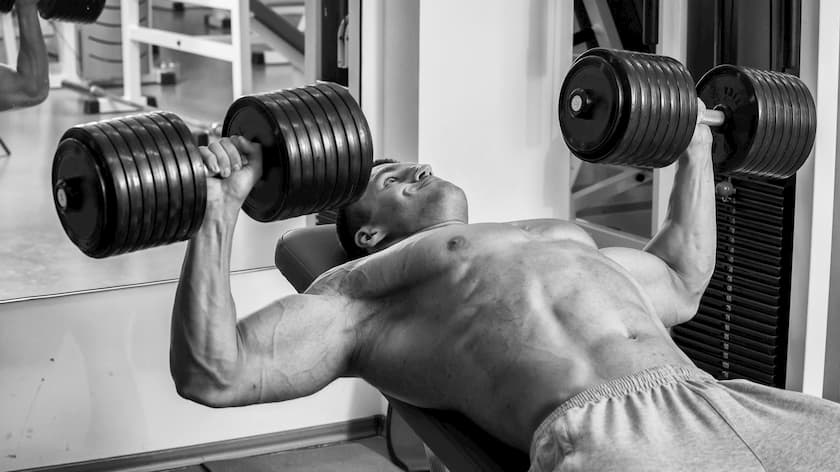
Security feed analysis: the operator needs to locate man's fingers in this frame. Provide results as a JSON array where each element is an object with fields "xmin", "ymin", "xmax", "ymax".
[
  {"xmin": 199, "ymin": 146, "xmax": 220, "ymax": 175},
  {"xmin": 208, "ymin": 141, "xmax": 232, "ymax": 177},
  {"xmin": 219, "ymin": 139, "xmax": 243, "ymax": 172}
]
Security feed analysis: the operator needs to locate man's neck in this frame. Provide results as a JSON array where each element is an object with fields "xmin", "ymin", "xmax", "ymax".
[{"xmin": 376, "ymin": 220, "xmax": 467, "ymax": 253}]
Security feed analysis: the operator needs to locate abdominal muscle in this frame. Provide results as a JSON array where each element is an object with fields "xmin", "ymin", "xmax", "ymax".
[{"xmin": 352, "ymin": 230, "xmax": 694, "ymax": 452}]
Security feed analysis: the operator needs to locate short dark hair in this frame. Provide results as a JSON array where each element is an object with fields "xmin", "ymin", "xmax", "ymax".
[{"xmin": 336, "ymin": 159, "xmax": 399, "ymax": 259}]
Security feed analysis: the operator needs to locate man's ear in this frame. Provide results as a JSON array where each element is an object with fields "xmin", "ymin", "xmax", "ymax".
[{"xmin": 355, "ymin": 224, "xmax": 387, "ymax": 251}]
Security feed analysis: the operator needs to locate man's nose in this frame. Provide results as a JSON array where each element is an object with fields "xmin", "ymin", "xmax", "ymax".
[{"xmin": 413, "ymin": 165, "xmax": 432, "ymax": 181}]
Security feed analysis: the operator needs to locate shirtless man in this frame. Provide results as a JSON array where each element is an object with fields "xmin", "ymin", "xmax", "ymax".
[
  {"xmin": 0, "ymin": 0, "xmax": 49, "ymax": 111},
  {"xmin": 172, "ymin": 102, "xmax": 840, "ymax": 471}
]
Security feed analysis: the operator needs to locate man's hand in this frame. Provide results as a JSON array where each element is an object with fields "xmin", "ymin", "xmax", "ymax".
[
  {"xmin": 198, "ymin": 136, "xmax": 264, "ymax": 213},
  {"xmin": 685, "ymin": 99, "xmax": 714, "ymax": 161}
]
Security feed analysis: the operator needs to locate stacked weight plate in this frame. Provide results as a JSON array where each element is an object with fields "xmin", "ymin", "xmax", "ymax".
[
  {"xmin": 672, "ymin": 178, "xmax": 792, "ymax": 387},
  {"xmin": 558, "ymin": 48, "xmax": 696, "ymax": 168},
  {"xmin": 222, "ymin": 82, "xmax": 374, "ymax": 222},
  {"xmin": 696, "ymin": 65, "xmax": 816, "ymax": 179},
  {"xmin": 38, "ymin": 0, "xmax": 107, "ymax": 23},
  {"xmin": 52, "ymin": 112, "xmax": 206, "ymax": 258}
]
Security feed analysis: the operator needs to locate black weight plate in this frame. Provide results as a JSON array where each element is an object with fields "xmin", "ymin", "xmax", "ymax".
[
  {"xmin": 147, "ymin": 112, "xmax": 196, "ymax": 242},
  {"xmin": 223, "ymin": 95, "xmax": 298, "ymax": 221},
  {"xmin": 109, "ymin": 118, "xmax": 156, "ymax": 251},
  {"xmin": 284, "ymin": 89, "xmax": 329, "ymax": 216},
  {"xmin": 62, "ymin": 126, "xmax": 130, "ymax": 257},
  {"xmin": 295, "ymin": 88, "xmax": 341, "ymax": 213},
  {"xmin": 666, "ymin": 57, "xmax": 697, "ymax": 163},
  {"xmin": 321, "ymin": 83, "xmax": 374, "ymax": 205},
  {"xmin": 270, "ymin": 92, "xmax": 316, "ymax": 218},
  {"xmin": 301, "ymin": 86, "xmax": 344, "ymax": 211},
  {"xmin": 738, "ymin": 68, "xmax": 772, "ymax": 177},
  {"xmin": 314, "ymin": 83, "xmax": 365, "ymax": 206},
  {"xmin": 619, "ymin": 53, "xmax": 655, "ymax": 167},
  {"xmin": 0, "ymin": 0, "xmax": 14, "ymax": 14},
  {"xmin": 696, "ymin": 65, "xmax": 763, "ymax": 176},
  {"xmin": 795, "ymin": 76, "xmax": 817, "ymax": 173},
  {"xmin": 749, "ymin": 70, "xmax": 782, "ymax": 177},
  {"xmin": 163, "ymin": 112, "xmax": 207, "ymax": 237},
  {"xmin": 785, "ymin": 74, "xmax": 817, "ymax": 178},
  {"xmin": 121, "ymin": 115, "xmax": 170, "ymax": 248},
  {"xmin": 778, "ymin": 73, "xmax": 808, "ymax": 179},
  {"xmin": 306, "ymin": 86, "xmax": 351, "ymax": 210},
  {"xmin": 94, "ymin": 121, "xmax": 144, "ymax": 255},
  {"xmin": 639, "ymin": 55, "xmax": 675, "ymax": 167},
  {"xmin": 133, "ymin": 114, "xmax": 183, "ymax": 245},
  {"xmin": 558, "ymin": 52, "xmax": 628, "ymax": 162},
  {"xmin": 759, "ymin": 71, "xmax": 797, "ymax": 178},
  {"xmin": 653, "ymin": 56, "xmax": 687, "ymax": 162},
  {"xmin": 260, "ymin": 93, "xmax": 308, "ymax": 220},
  {"xmin": 52, "ymin": 137, "xmax": 112, "ymax": 257},
  {"xmin": 593, "ymin": 50, "xmax": 639, "ymax": 165}
]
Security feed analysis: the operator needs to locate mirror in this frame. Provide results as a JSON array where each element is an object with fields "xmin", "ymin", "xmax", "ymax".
[{"xmin": 0, "ymin": 1, "xmax": 311, "ymax": 301}]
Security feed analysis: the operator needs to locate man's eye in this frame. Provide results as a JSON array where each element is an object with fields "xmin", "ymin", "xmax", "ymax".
[{"xmin": 385, "ymin": 177, "xmax": 398, "ymax": 185}]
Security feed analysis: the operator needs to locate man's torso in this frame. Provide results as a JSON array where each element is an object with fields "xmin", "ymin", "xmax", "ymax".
[{"xmin": 309, "ymin": 221, "xmax": 694, "ymax": 451}]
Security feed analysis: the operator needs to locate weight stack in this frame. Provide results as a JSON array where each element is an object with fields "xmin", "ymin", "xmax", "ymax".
[{"xmin": 672, "ymin": 177, "xmax": 795, "ymax": 388}]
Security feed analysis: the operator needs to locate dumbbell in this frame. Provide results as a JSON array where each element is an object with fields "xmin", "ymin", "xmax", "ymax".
[
  {"xmin": 0, "ymin": 0, "xmax": 106, "ymax": 23},
  {"xmin": 558, "ymin": 48, "xmax": 817, "ymax": 179},
  {"xmin": 51, "ymin": 82, "xmax": 374, "ymax": 258}
]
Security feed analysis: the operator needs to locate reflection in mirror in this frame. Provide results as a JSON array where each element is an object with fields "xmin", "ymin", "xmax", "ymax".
[
  {"xmin": 0, "ymin": 2, "xmax": 309, "ymax": 301},
  {"xmin": 570, "ymin": 0, "xmax": 655, "ymax": 240}
]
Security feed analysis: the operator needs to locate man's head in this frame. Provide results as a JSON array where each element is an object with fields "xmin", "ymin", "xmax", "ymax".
[{"xmin": 336, "ymin": 160, "xmax": 468, "ymax": 258}]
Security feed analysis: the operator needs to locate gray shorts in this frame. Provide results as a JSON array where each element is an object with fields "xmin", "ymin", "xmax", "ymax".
[{"xmin": 529, "ymin": 364, "xmax": 840, "ymax": 471}]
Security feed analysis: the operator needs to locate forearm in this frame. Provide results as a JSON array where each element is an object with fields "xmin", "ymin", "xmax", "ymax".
[
  {"xmin": 645, "ymin": 151, "xmax": 717, "ymax": 295},
  {"xmin": 14, "ymin": 3, "xmax": 48, "ymax": 100},
  {"xmin": 170, "ymin": 204, "xmax": 242, "ymax": 398}
]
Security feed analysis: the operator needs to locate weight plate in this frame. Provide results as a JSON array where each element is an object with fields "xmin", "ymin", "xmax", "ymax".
[
  {"xmin": 0, "ymin": 0, "xmax": 14, "ymax": 14},
  {"xmin": 760, "ymin": 71, "xmax": 796, "ymax": 178},
  {"xmin": 741, "ymin": 68, "xmax": 774, "ymax": 177},
  {"xmin": 223, "ymin": 95, "xmax": 295, "ymax": 221},
  {"xmin": 321, "ymin": 83, "xmax": 374, "ymax": 206},
  {"xmin": 295, "ymin": 88, "xmax": 340, "ymax": 213},
  {"xmin": 260, "ymin": 93, "xmax": 307, "ymax": 220},
  {"xmin": 95, "ymin": 121, "xmax": 144, "ymax": 255},
  {"xmin": 61, "ymin": 126, "xmax": 130, "ymax": 257},
  {"xmin": 307, "ymin": 85, "xmax": 352, "ymax": 210},
  {"xmin": 121, "ymin": 115, "xmax": 169, "ymax": 248},
  {"xmin": 583, "ymin": 48, "xmax": 638, "ymax": 164},
  {"xmin": 109, "ymin": 118, "xmax": 156, "ymax": 251},
  {"xmin": 133, "ymin": 113, "xmax": 183, "ymax": 245},
  {"xmin": 625, "ymin": 53, "xmax": 660, "ymax": 167},
  {"xmin": 779, "ymin": 74, "xmax": 808, "ymax": 179},
  {"xmin": 284, "ymin": 89, "xmax": 329, "ymax": 216},
  {"xmin": 751, "ymin": 70, "xmax": 783, "ymax": 178},
  {"xmin": 669, "ymin": 57, "xmax": 698, "ymax": 163},
  {"xmin": 301, "ymin": 86, "xmax": 343, "ymax": 211},
  {"xmin": 558, "ymin": 52, "xmax": 628, "ymax": 163},
  {"xmin": 696, "ymin": 65, "xmax": 764, "ymax": 176},
  {"xmin": 147, "ymin": 112, "xmax": 196, "ymax": 243},
  {"xmin": 786, "ymin": 74, "xmax": 817, "ymax": 179},
  {"xmin": 163, "ymin": 113, "xmax": 207, "ymax": 237},
  {"xmin": 269, "ymin": 92, "xmax": 317, "ymax": 218},
  {"xmin": 645, "ymin": 56, "xmax": 678, "ymax": 167},
  {"xmin": 313, "ymin": 83, "xmax": 364, "ymax": 207},
  {"xmin": 52, "ymin": 137, "xmax": 112, "ymax": 258},
  {"xmin": 40, "ymin": 0, "xmax": 105, "ymax": 23}
]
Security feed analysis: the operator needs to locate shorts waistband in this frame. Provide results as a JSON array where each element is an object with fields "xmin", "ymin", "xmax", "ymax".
[{"xmin": 531, "ymin": 364, "xmax": 715, "ymax": 452}]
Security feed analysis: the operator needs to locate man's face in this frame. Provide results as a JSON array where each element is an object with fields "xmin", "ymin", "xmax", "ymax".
[{"xmin": 353, "ymin": 162, "xmax": 468, "ymax": 249}]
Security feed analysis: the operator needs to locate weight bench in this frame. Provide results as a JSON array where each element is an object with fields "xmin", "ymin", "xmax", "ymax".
[{"xmin": 275, "ymin": 224, "xmax": 530, "ymax": 472}]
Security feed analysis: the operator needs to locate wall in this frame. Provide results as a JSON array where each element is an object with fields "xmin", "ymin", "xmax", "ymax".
[
  {"xmin": 0, "ymin": 268, "xmax": 384, "ymax": 471},
  {"xmin": 416, "ymin": 0, "xmax": 573, "ymax": 223}
]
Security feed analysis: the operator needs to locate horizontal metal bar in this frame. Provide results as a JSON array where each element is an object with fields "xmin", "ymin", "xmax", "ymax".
[{"xmin": 127, "ymin": 26, "xmax": 235, "ymax": 62}]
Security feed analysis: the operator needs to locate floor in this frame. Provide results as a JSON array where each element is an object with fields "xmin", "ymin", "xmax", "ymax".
[{"xmin": 0, "ymin": 5, "xmax": 305, "ymax": 302}]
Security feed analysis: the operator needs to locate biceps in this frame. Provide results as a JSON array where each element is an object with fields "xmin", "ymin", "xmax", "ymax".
[{"xmin": 234, "ymin": 295, "xmax": 356, "ymax": 402}]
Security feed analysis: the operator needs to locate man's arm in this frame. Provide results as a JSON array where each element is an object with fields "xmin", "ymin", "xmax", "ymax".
[
  {"xmin": 0, "ymin": 0, "xmax": 49, "ymax": 111},
  {"xmin": 602, "ymin": 118, "xmax": 716, "ymax": 327},
  {"xmin": 170, "ymin": 137, "xmax": 359, "ymax": 407}
]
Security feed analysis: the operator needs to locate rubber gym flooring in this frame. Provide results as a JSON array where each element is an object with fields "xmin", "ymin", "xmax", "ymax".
[{"xmin": 0, "ymin": 5, "xmax": 303, "ymax": 301}]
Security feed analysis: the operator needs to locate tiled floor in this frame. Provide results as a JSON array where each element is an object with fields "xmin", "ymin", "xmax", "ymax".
[{"xmin": 0, "ymin": 6, "xmax": 305, "ymax": 301}]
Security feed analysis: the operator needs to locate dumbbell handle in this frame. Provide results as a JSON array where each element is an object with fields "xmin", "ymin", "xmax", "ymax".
[{"xmin": 698, "ymin": 108, "xmax": 726, "ymax": 127}]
